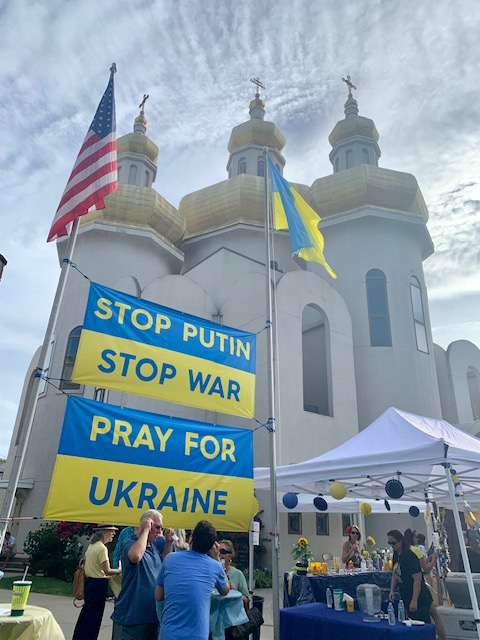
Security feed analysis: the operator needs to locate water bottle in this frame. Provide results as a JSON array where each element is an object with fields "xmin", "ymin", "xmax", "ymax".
[
  {"xmin": 326, "ymin": 588, "xmax": 333, "ymax": 608},
  {"xmin": 398, "ymin": 600, "xmax": 406, "ymax": 622},
  {"xmin": 387, "ymin": 602, "xmax": 396, "ymax": 626}
]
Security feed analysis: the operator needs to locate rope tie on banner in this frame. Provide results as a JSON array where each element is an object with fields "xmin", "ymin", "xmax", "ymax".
[
  {"xmin": 35, "ymin": 374, "xmax": 69, "ymax": 395},
  {"xmin": 253, "ymin": 418, "xmax": 275, "ymax": 433},
  {"xmin": 62, "ymin": 258, "xmax": 91, "ymax": 281},
  {"xmin": 256, "ymin": 320, "xmax": 272, "ymax": 336}
]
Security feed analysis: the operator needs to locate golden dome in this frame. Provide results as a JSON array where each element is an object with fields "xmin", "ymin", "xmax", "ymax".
[
  {"xmin": 307, "ymin": 165, "xmax": 429, "ymax": 221},
  {"xmin": 81, "ymin": 183, "xmax": 185, "ymax": 245},
  {"xmin": 228, "ymin": 119, "xmax": 285, "ymax": 153},
  {"xmin": 181, "ymin": 174, "xmax": 266, "ymax": 239},
  {"xmin": 117, "ymin": 130, "xmax": 159, "ymax": 165},
  {"xmin": 329, "ymin": 115, "xmax": 379, "ymax": 148}
]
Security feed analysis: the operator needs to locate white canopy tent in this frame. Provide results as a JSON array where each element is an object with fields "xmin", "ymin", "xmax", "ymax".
[{"xmin": 255, "ymin": 407, "xmax": 480, "ymax": 639}]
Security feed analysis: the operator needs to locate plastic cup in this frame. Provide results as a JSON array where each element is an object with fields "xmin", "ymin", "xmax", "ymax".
[
  {"xmin": 11, "ymin": 581, "xmax": 32, "ymax": 616},
  {"xmin": 346, "ymin": 599, "xmax": 355, "ymax": 613}
]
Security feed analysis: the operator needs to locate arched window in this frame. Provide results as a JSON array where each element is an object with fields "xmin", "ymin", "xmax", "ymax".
[
  {"xmin": 60, "ymin": 326, "xmax": 82, "ymax": 390},
  {"xmin": 362, "ymin": 148, "xmax": 369, "ymax": 164},
  {"xmin": 302, "ymin": 304, "xmax": 332, "ymax": 416},
  {"xmin": 257, "ymin": 158, "xmax": 265, "ymax": 177},
  {"xmin": 335, "ymin": 157, "xmax": 339, "ymax": 173},
  {"xmin": 366, "ymin": 269, "xmax": 392, "ymax": 347},
  {"xmin": 117, "ymin": 166, "xmax": 122, "ymax": 182},
  {"xmin": 346, "ymin": 150, "xmax": 353, "ymax": 169},
  {"xmin": 144, "ymin": 170, "xmax": 150, "ymax": 187},
  {"xmin": 467, "ymin": 367, "xmax": 480, "ymax": 420},
  {"xmin": 128, "ymin": 164, "xmax": 137, "ymax": 184},
  {"xmin": 409, "ymin": 276, "xmax": 428, "ymax": 353},
  {"xmin": 239, "ymin": 159, "xmax": 247, "ymax": 174}
]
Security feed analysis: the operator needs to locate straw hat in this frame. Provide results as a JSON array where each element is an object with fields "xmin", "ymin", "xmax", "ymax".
[{"xmin": 94, "ymin": 524, "xmax": 119, "ymax": 531}]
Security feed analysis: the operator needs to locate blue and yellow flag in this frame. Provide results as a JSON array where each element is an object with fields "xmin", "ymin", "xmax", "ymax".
[
  {"xmin": 44, "ymin": 396, "xmax": 253, "ymax": 531},
  {"xmin": 268, "ymin": 159, "xmax": 336, "ymax": 278}
]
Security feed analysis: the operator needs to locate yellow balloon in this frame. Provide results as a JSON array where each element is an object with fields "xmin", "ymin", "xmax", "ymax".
[
  {"xmin": 253, "ymin": 496, "xmax": 260, "ymax": 517},
  {"xmin": 330, "ymin": 481, "xmax": 347, "ymax": 500},
  {"xmin": 360, "ymin": 502, "xmax": 372, "ymax": 516}
]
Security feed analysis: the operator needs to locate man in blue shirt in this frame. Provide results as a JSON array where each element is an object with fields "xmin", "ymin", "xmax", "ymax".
[
  {"xmin": 112, "ymin": 509, "xmax": 167, "ymax": 640},
  {"xmin": 156, "ymin": 520, "xmax": 229, "ymax": 640}
]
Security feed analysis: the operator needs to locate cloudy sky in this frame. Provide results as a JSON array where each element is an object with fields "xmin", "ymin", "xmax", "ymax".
[{"xmin": 1, "ymin": 0, "xmax": 479, "ymax": 457}]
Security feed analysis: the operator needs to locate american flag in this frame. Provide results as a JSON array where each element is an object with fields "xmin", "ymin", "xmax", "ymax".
[{"xmin": 47, "ymin": 65, "xmax": 118, "ymax": 242}]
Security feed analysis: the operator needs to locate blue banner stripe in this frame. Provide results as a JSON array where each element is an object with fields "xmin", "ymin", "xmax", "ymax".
[
  {"xmin": 82, "ymin": 284, "xmax": 256, "ymax": 374},
  {"xmin": 58, "ymin": 397, "xmax": 253, "ymax": 479}
]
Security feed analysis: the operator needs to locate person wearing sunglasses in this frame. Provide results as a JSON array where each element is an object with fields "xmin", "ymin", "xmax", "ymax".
[
  {"xmin": 218, "ymin": 539, "xmax": 249, "ymax": 608},
  {"xmin": 387, "ymin": 529, "xmax": 446, "ymax": 639},
  {"xmin": 342, "ymin": 525, "xmax": 362, "ymax": 567}
]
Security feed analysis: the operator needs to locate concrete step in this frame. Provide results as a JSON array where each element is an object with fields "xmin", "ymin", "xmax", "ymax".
[{"xmin": 1, "ymin": 554, "xmax": 29, "ymax": 574}]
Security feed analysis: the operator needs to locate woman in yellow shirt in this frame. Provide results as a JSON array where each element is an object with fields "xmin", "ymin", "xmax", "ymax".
[{"xmin": 73, "ymin": 525, "xmax": 121, "ymax": 640}]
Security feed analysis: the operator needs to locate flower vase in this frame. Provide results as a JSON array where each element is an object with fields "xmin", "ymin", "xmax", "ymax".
[{"xmin": 296, "ymin": 562, "xmax": 309, "ymax": 575}]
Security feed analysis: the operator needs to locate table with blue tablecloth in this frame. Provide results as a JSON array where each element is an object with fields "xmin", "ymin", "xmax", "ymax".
[
  {"xmin": 280, "ymin": 603, "xmax": 436, "ymax": 640},
  {"xmin": 284, "ymin": 570, "xmax": 394, "ymax": 609}
]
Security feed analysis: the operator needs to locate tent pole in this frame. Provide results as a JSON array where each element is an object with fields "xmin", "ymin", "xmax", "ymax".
[{"xmin": 444, "ymin": 463, "xmax": 480, "ymax": 640}]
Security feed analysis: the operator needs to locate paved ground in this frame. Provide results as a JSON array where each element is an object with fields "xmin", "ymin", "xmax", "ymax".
[{"xmin": 1, "ymin": 586, "xmax": 274, "ymax": 640}]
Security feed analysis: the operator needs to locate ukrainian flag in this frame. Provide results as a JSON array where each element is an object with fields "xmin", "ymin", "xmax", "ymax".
[{"xmin": 268, "ymin": 159, "xmax": 336, "ymax": 278}]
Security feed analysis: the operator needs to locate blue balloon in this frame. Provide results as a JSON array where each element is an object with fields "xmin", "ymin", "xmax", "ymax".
[
  {"xmin": 314, "ymin": 496, "xmax": 328, "ymax": 511},
  {"xmin": 282, "ymin": 492, "xmax": 298, "ymax": 509},
  {"xmin": 409, "ymin": 506, "xmax": 420, "ymax": 517}
]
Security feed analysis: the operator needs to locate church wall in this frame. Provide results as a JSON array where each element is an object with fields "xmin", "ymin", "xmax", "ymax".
[
  {"xmin": 446, "ymin": 340, "xmax": 480, "ymax": 423},
  {"xmin": 274, "ymin": 270, "xmax": 358, "ymax": 463},
  {"xmin": 319, "ymin": 213, "xmax": 442, "ymax": 427},
  {"xmin": 433, "ymin": 344, "xmax": 458, "ymax": 424}
]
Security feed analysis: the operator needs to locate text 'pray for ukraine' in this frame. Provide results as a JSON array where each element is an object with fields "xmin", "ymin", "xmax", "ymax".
[
  {"xmin": 71, "ymin": 283, "xmax": 256, "ymax": 418},
  {"xmin": 44, "ymin": 397, "xmax": 254, "ymax": 531}
]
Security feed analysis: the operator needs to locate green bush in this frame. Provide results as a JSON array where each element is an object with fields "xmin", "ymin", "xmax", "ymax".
[
  {"xmin": 245, "ymin": 568, "xmax": 272, "ymax": 588},
  {"xmin": 23, "ymin": 522, "xmax": 88, "ymax": 582}
]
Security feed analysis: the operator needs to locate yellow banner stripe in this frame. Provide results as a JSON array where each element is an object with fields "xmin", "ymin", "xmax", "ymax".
[
  {"xmin": 72, "ymin": 330, "xmax": 255, "ymax": 418},
  {"xmin": 44, "ymin": 455, "xmax": 253, "ymax": 531}
]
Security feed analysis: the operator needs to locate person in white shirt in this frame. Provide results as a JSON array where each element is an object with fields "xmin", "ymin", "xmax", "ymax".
[{"xmin": 1, "ymin": 532, "xmax": 17, "ymax": 569}]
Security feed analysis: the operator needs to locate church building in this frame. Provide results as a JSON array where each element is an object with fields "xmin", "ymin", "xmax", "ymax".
[{"xmin": 3, "ymin": 83, "xmax": 480, "ymax": 573}]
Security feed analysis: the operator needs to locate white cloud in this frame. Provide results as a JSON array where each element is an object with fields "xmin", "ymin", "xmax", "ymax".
[{"xmin": 1, "ymin": 0, "xmax": 480, "ymax": 454}]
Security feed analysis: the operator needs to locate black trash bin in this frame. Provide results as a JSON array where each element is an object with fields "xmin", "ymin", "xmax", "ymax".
[
  {"xmin": 252, "ymin": 595, "xmax": 264, "ymax": 640},
  {"xmin": 253, "ymin": 595, "xmax": 264, "ymax": 615}
]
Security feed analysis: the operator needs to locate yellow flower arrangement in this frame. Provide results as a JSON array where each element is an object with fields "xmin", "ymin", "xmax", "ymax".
[
  {"xmin": 291, "ymin": 537, "xmax": 314, "ymax": 564},
  {"xmin": 363, "ymin": 535, "xmax": 376, "ymax": 559}
]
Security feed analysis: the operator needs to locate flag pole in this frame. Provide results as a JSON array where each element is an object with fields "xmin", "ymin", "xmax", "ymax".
[
  {"xmin": 1, "ymin": 62, "xmax": 118, "ymax": 550},
  {"xmin": 263, "ymin": 147, "xmax": 280, "ymax": 637},
  {"xmin": 0, "ymin": 218, "xmax": 81, "ymax": 549}
]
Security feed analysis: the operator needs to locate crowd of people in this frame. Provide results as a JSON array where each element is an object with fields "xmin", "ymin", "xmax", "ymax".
[{"xmin": 73, "ymin": 510, "xmax": 252, "ymax": 640}]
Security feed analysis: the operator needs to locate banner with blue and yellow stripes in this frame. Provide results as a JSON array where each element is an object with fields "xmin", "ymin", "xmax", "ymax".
[
  {"xmin": 71, "ymin": 283, "xmax": 256, "ymax": 418},
  {"xmin": 44, "ymin": 396, "xmax": 254, "ymax": 530}
]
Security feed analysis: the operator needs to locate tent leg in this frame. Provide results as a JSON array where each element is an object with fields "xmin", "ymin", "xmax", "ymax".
[{"xmin": 444, "ymin": 464, "xmax": 480, "ymax": 640}]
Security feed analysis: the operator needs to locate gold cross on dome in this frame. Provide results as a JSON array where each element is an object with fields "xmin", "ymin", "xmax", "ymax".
[
  {"xmin": 342, "ymin": 75, "xmax": 357, "ymax": 95},
  {"xmin": 139, "ymin": 94, "xmax": 149, "ymax": 113}
]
